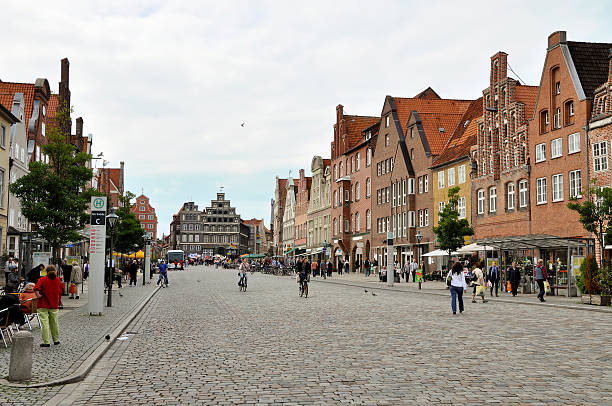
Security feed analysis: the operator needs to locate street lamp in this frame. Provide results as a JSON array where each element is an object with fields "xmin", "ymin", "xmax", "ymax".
[
  {"xmin": 415, "ymin": 229, "xmax": 423, "ymax": 290},
  {"xmin": 106, "ymin": 208, "xmax": 119, "ymax": 307},
  {"xmin": 143, "ymin": 237, "xmax": 151, "ymax": 286}
]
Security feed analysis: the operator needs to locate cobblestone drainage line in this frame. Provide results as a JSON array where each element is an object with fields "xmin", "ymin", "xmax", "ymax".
[
  {"xmin": 311, "ymin": 279, "xmax": 612, "ymax": 314},
  {"xmin": 0, "ymin": 286, "xmax": 161, "ymax": 388}
]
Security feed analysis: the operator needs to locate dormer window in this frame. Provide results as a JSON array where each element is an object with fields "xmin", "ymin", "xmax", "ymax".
[
  {"xmin": 410, "ymin": 127, "xmax": 414, "ymax": 138},
  {"xmin": 385, "ymin": 115, "xmax": 390, "ymax": 128},
  {"xmin": 540, "ymin": 110, "xmax": 549, "ymax": 134}
]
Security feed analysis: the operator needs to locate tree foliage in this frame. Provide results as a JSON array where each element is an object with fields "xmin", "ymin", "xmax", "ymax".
[
  {"xmin": 432, "ymin": 186, "xmax": 474, "ymax": 256},
  {"xmin": 9, "ymin": 102, "xmax": 97, "ymax": 260},
  {"xmin": 110, "ymin": 191, "xmax": 145, "ymax": 254}
]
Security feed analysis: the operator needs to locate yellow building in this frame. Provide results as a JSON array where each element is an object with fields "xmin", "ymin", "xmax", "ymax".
[
  {"xmin": 431, "ymin": 98, "xmax": 482, "ymax": 237},
  {"xmin": 0, "ymin": 104, "xmax": 19, "ymax": 254}
]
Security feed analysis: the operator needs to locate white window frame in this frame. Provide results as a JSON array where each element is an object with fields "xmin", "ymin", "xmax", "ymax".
[
  {"xmin": 424, "ymin": 175, "xmax": 429, "ymax": 192},
  {"xmin": 568, "ymin": 133, "xmax": 580, "ymax": 154},
  {"xmin": 408, "ymin": 178, "xmax": 415, "ymax": 195},
  {"xmin": 519, "ymin": 180, "xmax": 528, "ymax": 208},
  {"xmin": 536, "ymin": 177, "xmax": 547, "ymax": 204},
  {"xmin": 489, "ymin": 187, "xmax": 497, "ymax": 213},
  {"xmin": 554, "ymin": 107, "xmax": 561, "ymax": 129},
  {"xmin": 418, "ymin": 177, "xmax": 423, "ymax": 194},
  {"xmin": 424, "ymin": 209, "xmax": 429, "ymax": 226},
  {"xmin": 569, "ymin": 170, "xmax": 582, "ymax": 199},
  {"xmin": 447, "ymin": 167, "xmax": 455, "ymax": 186},
  {"xmin": 477, "ymin": 189, "xmax": 485, "ymax": 214},
  {"xmin": 438, "ymin": 171, "xmax": 445, "ymax": 189},
  {"xmin": 458, "ymin": 165, "xmax": 466, "ymax": 184},
  {"xmin": 402, "ymin": 179, "xmax": 406, "ymax": 204},
  {"xmin": 535, "ymin": 143, "xmax": 546, "ymax": 163},
  {"xmin": 551, "ymin": 138, "xmax": 562, "ymax": 159},
  {"xmin": 409, "ymin": 211, "xmax": 415, "ymax": 229},
  {"xmin": 593, "ymin": 141, "xmax": 608, "ymax": 172},
  {"xmin": 458, "ymin": 197, "xmax": 466, "ymax": 219},
  {"xmin": 356, "ymin": 153, "xmax": 360, "ymax": 171},
  {"xmin": 366, "ymin": 148, "xmax": 371, "ymax": 166},
  {"xmin": 419, "ymin": 210, "xmax": 424, "ymax": 227},
  {"xmin": 392, "ymin": 183, "xmax": 396, "ymax": 207},
  {"xmin": 507, "ymin": 183, "xmax": 515, "ymax": 210},
  {"xmin": 552, "ymin": 174, "xmax": 564, "ymax": 202},
  {"xmin": 366, "ymin": 178, "xmax": 371, "ymax": 197}
]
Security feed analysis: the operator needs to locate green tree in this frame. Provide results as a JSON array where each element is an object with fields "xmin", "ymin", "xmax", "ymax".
[
  {"xmin": 567, "ymin": 181, "xmax": 612, "ymax": 265},
  {"xmin": 433, "ymin": 186, "xmax": 474, "ymax": 260},
  {"xmin": 10, "ymin": 102, "xmax": 97, "ymax": 263},
  {"xmin": 110, "ymin": 191, "xmax": 145, "ymax": 254}
]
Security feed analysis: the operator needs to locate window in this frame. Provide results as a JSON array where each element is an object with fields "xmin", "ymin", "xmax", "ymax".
[
  {"xmin": 410, "ymin": 148, "xmax": 414, "ymax": 159},
  {"xmin": 438, "ymin": 201, "xmax": 445, "ymax": 214},
  {"xmin": 593, "ymin": 141, "xmax": 608, "ymax": 172},
  {"xmin": 458, "ymin": 197, "xmax": 466, "ymax": 219},
  {"xmin": 448, "ymin": 167, "xmax": 455, "ymax": 186},
  {"xmin": 333, "ymin": 218, "xmax": 337, "ymax": 235},
  {"xmin": 458, "ymin": 165, "xmax": 466, "ymax": 184},
  {"xmin": 148, "ymin": 215, "xmax": 154, "ymax": 220},
  {"xmin": 339, "ymin": 162, "xmax": 344, "ymax": 177},
  {"xmin": 366, "ymin": 148, "xmax": 371, "ymax": 166},
  {"xmin": 507, "ymin": 183, "xmax": 515, "ymax": 210},
  {"xmin": 355, "ymin": 182, "xmax": 360, "ymax": 201},
  {"xmin": 148, "ymin": 224, "xmax": 154, "ymax": 229},
  {"xmin": 366, "ymin": 178, "xmax": 371, "ymax": 197},
  {"xmin": 409, "ymin": 211, "xmax": 415, "ymax": 229},
  {"xmin": 334, "ymin": 165, "xmax": 337, "ymax": 180},
  {"xmin": 424, "ymin": 209, "xmax": 429, "ymax": 226},
  {"xmin": 402, "ymin": 179, "xmax": 407, "ymax": 204},
  {"xmin": 438, "ymin": 171, "xmax": 445, "ymax": 189},
  {"xmin": 551, "ymin": 138, "xmax": 562, "ymax": 159},
  {"xmin": 385, "ymin": 115, "xmax": 390, "ymax": 127},
  {"xmin": 0, "ymin": 125, "xmax": 5, "ymax": 148},
  {"xmin": 410, "ymin": 127, "xmax": 414, "ymax": 138},
  {"xmin": 540, "ymin": 110, "xmax": 549, "ymax": 133},
  {"xmin": 419, "ymin": 210, "xmax": 424, "ymax": 227},
  {"xmin": 536, "ymin": 177, "xmax": 547, "ymax": 204},
  {"xmin": 377, "ymin": 163, "xmax": 381, "ymax": 176},
  {"xmin": 477, "ymin": 189, "xmax": 485, "ymax": 214},
  {"xmin": 535, "ymin": 143, "xmax": 546, "ymax": 163},
  {"xmin": 139, "ymin": 214, "xmax": 145, "ymax": 220},
  {"xmin": 345, "ymin": 219, "xmax": 349, "ymax": 233},
  {"xmin": 333, "ymin": 190, "xmax": 337, "ymax": 207},
  {"xmin": 555, "ymin": 81, "xmax": 561, "ymax": 95},
  {"xmin": 355, "ymin": 212, "xmax": 360, "ymax": 232},
  {"xmin": 552, "ymin": 174, "xmax": 563, "ymax": 202},
  {"xmin": 386, "ymin": 187, "xmax": 389, "ymax": 202},
  {"xmin": 565, "ymin": 100, "xmax": 575, "ymax": 125},
  {"xmin": 418, "ymin": 177, "xmax": 423, "ymax": 193},
  {"xmin": 377, "ymin": 190, "xmax": 381, "ymax": 205},
  {"xmin": 385, "ymin": 134, "xmax": 389, "ymax": 146},
  {"xmin": 345, "ymin": 189, "xmax": 349, "ymax": 202},
  {"xmin": 424, "ymin": 175, "xmax": 429, "ymax": 192},
  {"xmin": 366, "ymin": 210, "xmax": 371, "ymax": 230},
  {"xmin": 569, "ymin": 170, "xmax": 582, "ymax": 198},
  {"xmin": 408, "ymin": 178, "xmax": 414, "ymax": 195},
  {"xmin": 392, "ymin": 183, "xmax": 396, "ymax": 207},
  {"xmin": 489, "ymin": 187, "xmax": 497, "ymax": 213},
  {"xmin": 356, "ymin": 153, "xmax": 360, "ymax": 171},
  {"xmin": 553, "ymin": 108, "xmax": 561, "ymax": 129},
  {"xmin": 568, "ymin": 133, "xmax": 580, "ymax": 154},
  {"xmin": 382, "ymin": 161, "xmax": 386, "ymax": 175}
]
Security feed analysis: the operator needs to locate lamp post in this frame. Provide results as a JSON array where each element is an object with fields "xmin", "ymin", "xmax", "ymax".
[
  {"xmin": 143, "ymin": 237, "xmax": 151, "ymax": 286},
  {"xmin": 415, "ymin": 229, "xmax": 423, "ymax": 290},
  {"xmin": 106, "ymin": 208, "xmax": 119, "ymax": 307}
]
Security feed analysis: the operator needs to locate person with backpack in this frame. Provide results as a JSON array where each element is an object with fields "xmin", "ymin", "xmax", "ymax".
[{"xmin": 534, "ymin": 259, "xmax": 547, "ymax": 302}]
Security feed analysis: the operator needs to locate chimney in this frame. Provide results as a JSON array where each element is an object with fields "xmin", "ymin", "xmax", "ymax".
[
  {"xmin": 76, "ymin": 117, "xmax": 83, "ymax": 138},
  {"xmin": 119, "ymin": 161, "xmax": 125, "ymax": 195},
  {"xmin": 61, "ymin": 58, "xmax": 69, "ymax": 88},
  {"xmin": 547, "ymin": 31, "xmax": 567, "ymax": 49}
]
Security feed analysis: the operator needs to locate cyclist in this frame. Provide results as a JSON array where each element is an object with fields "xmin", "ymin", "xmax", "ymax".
[
  {"xmin": 238, "ymin": 259, "xmax": 250, "ymax": 289},
  {"xmin": 157, "ymin": 260, "xmax": 168, "ymax": 286},
  {"xmin": 297, "ymin": 259, "xmax": 310, "ymax": 298}
]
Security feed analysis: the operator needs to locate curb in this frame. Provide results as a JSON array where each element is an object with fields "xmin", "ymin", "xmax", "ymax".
[
  {"xmin": 311, "ymin": 278, "xmax": 612, "ymax": 314},
  {"xmin": 0, "ymin": 285, "xmax": 161, "ymax": 388}
]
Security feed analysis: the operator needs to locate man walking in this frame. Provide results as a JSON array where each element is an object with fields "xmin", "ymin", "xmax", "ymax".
[
  {"xmin": 508, "ymin": 261, "xmax": 521, "ymax": 297},
  {"xmin": 488, "ymin": 262, "xmax": 500, "ymax": 297},
  {"xmin": 535, "ymin": 259, "xmax": 547, "ymax": 302},
  {"xmin": 364, "ymin": 258, "xmax": 370, "ymax": 277},
  {"xmin": 410, "ymin": 258, "xmax": 418, "ymax": 282}
]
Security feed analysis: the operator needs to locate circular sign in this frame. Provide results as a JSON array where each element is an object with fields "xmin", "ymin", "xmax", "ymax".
[{"xmin": 93, "ymin": 198, "xmax": 105, "ymax": 209}]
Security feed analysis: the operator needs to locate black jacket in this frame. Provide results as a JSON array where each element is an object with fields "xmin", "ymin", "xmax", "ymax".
[{"xmin": 508, "ymin": 267, "xmax": 521, "ymax": 284}]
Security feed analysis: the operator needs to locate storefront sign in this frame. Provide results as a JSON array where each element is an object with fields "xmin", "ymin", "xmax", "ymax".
[{"xmin": 88, "ymin": 196, "xmax": 107, "ymax": 315}]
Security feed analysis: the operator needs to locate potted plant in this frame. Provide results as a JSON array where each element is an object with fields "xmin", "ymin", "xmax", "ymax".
[
  {"xmin": 578, "ymin": 255, "xmax": 600, "ymax": 305},
  {"xmin": 598, "ymin": 267, "xmax": 612, "ymax": 306}
]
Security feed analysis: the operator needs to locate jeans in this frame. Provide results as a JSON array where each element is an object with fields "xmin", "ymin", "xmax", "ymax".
[
  {"xmin": 450, "ymin": 286, "xmax": 464, "ymax": 313},
  {"xmin": 365, "ymin": 268, "xmax": 370, "ymax": 277},
  {"xmin": 536, "ymin": 279, "xmax": 545, "ymax": 299},
  {"xmin": 157, "ymin": 272, "xmax": 168, "ymax": 285},
  {"xmin": 490, "ymin": 279, "xmax": 499, "ymax": 296},
  {"xmin": 38, "ymin": 308, "xmax": 59, "ymax": 344}
]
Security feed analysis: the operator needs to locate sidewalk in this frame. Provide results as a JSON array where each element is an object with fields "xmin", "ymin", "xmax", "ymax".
[
  {"xmin": 0, "ymin": 275, "xmax": 159, "ymax": 388},
  {"xmin": 311, "ymin": 272, "xmax": 612, "ymax": 313}
]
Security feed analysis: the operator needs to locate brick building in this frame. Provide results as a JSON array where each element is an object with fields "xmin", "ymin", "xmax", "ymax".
[
  {"xmin": 306, "ymin": 156, "xmax": 331, "ymax": 263},
  {"xmin": 272, "ymin": 177, "xmax": 288, "ymax": 256},
  {"xmin": 294, "ymin": 169, "xmax": 312, "ymax": 254},
  {"xmin": 529, "ymin": 32, "xmax": 612, "ymax": 249},
  {"xmin": 131, "ymin": 194, "xmax": 158, "ymax": 240},
  {"xmin": 471, "ymin": 52, "xmax": 538, "ymax": 240},
  {"xmin": 243, "ymin": 218, "xmax": 265, "ymax": 255},
  {"xmin": 330, "ymin": 104, "xmax": 378, "ymax": 270},
  {"xmin": 96, "ymin": 162, "xmax": 124, "ymax": 208},
  {"xmin": 282, "ymin": 176, "xmax": 298, "ymax": 256}
]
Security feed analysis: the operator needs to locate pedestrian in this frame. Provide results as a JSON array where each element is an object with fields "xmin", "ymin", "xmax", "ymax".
[
  {"xmin": 488, "ymin": 262, "xmax": 500, "ymax": 297},
  {"xmin": 447, "ymin": 261, "xmax": 467, "ymax": 314},
  {"xmin": 27, "ymin": 264, "xmax": 45, "ymax": 284},
  {"xmin": 0, "ymin": 285, "xmax": 25, "ymax": 327},
  {"xmin": 337, "ymin": 259, "xmax": 343, "ymax": 275},
  {"xmin": 129, "ymin": 260, "xmax": 138, "ymax": 286},
  {"xmin": 364, "ymin": 258, "xmax": 370, "ymax": 277},
  {"xmin": 311, "ymin": 259, "xmax": 318, "ymax": 277},
  {"xmin": 409, "ymin": 258, "xmax": 418, "ymax": 283},
  {"xmin": 354, "ymin": 258, "xmax": 361, "ymax": 273},
  {"xmin": 34, "ymin": 265, "xmax": 63, "ymax": 347},
  {"xmin": 6, "ymin": 266, "xmax": 22, "ymax": 291},
  {"xmin": 344, "ymin": 259, "xmax": 350, "ymax": 274},
  {"xmin": 402, "ymin": 261, "xmax": 409, "ymax": 282},
  {"xmin": 507, "ymin": 261, "xmax": 521, "ymax": 297},
  {"xmin": 471, "ymin": 263, "xmax": 488, "ymax": 303},
  {"xmin": 60, "ymin": 261, "xmax": 73, "ymax": 296},
  {"xmin": 70, "ymin": 262, "xmax": 83, "ymax": 299},
  {"xmin": 372, "ymin": 258, "xmax": 378, "ymax": 275},
  {"xmin": 4, "ymin": 258, "xmax": 15, "ymax": 286},
  {"xmin": 535, "ymin": 259, "xmax": 547, "ymax": 302},
  {"xmin": 83, "ymin": 261, "xmax": 89, "ymax": 280},
  {"xmin": 157, "ymin": 260, "xmax": 168, "ymax": 286},
  {"xmin": 327, "ymin": 259, "xmax": 333, "ymax": 277}
]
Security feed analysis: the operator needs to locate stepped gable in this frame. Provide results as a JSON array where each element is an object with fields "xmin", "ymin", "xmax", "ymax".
[
  {"xmin": 434, "ymin": 97, "xmax": 483, "ymax": 167},
  {"xmin": 567, "ymin": 41, "xmax": 612, "ymax": 99}
]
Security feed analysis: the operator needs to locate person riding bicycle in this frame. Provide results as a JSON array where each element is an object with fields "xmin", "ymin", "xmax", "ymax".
[
  {"xmin": 157, "ymin": 260, "xmax": 168, "ymax": 286},
  {"xmin": 238, "ymin": 259, "xmax": 250, "ymax": 287},
  {"xmin": 298, "ymin": 259, "xmax": 310, "ymax": 285}
]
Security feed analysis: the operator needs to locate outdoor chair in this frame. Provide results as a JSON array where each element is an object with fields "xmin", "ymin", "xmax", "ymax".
[
  {"xmin": 21, "ymin": 297, "xmax": 41, "ymax": 331},
  {"xmin": 1, "ymin": 307, "xmax": 15, "ymax": 348}
]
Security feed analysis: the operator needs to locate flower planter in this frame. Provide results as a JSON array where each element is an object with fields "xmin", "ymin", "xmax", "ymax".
[{"xmin": 581, "ymin": 294, "xmax": 611, "ymax": 306}]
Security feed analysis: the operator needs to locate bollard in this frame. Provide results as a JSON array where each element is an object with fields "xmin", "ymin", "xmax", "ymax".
[{"xmin": 8, "ymin": 331, "xmax": 33, "ymax": 382}]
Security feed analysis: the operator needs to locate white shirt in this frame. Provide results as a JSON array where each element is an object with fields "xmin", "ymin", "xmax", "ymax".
[
  {"xmin": 473, "ymin": 267, "xmax": 484, "ymax": 285},
  {"xmin": 447, "ymin": 270, "xmax": 467, "ymax": 290}
]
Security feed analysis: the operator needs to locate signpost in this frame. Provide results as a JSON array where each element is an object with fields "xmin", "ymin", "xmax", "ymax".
[
  {"xmin": 143, "ymin": 239, "xmax": 151, "ymax": 286},
  {"xmin": 88, "ymin": 196, "xmax": 107, "ymax": 315},
  {"xmin": 387, "ymin": 232, "xmax": 394, "ymax": 287}
]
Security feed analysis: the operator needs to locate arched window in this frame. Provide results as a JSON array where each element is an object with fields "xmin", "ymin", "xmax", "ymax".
[
  {"xmin": 350, "ymin": 214, "xmax": 354, "ymax": 233},
  {"xmin": 355, "ymin": 182, "xmax": 360, "ymax": 201},
  {"xmin": 351, "ymin": 156, "xmax": 354, "ymax": 173},
  {"xmin": 366, "ymin": 148, "xmax": 371, "ymax": 166},
  {"xmin": 339, "ymin": 162, "xmax": 344, "ymax": 177},
  {"xmin": 333, "ymin": 218, "xmax": 337, "ymax": 235},
  {"xmin": 366, "ymin": 209, "xmax": 371, "ymax": 230},
  {"xmin": 334, "ymin": 165, "xmax": 337, "ymax": 180},
  {"xmin": 355, "ymin": 212, "xmax": 360, "ymax": 232},
  {"xmin": 366, "ymin": 178, "xmax": 371, "ymax": 197},
  {"xmin": 356, "ymin": 153, "xmax": 360, "ymax": 171}
]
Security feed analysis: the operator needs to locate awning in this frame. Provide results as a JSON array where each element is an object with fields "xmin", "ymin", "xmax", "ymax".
[
  {"xmin": 474, "ymin": 234, "xmax": 588, "ymax": 250},
  {"xmin": 455, "ymin": 243, "xmax": 496, "ymax": 253},
  {"xmin": 422, "ymin": 249, "xmax": 453, "ymax": 257}
]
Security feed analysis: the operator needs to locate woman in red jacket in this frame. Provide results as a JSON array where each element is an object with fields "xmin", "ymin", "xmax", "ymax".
[{"xmin": 34, "ymin": 265, "xmax": 63, "ymax": 347}]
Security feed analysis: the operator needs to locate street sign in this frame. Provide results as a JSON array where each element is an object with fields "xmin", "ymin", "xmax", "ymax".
[{"xmin": 88, "ymin": 196, "xmax": 107, "ymax": 315}]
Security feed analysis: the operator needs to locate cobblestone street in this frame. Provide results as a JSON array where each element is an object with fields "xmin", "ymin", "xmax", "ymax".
[{"xmin": 30, "ymin": 265, "xmax": 609, "ymax": 405}]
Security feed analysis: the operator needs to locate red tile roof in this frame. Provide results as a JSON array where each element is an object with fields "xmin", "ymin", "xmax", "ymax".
[
  {"xmin": 391, "ymin": 97, "xmax": 471, "ymax": 136},
  {"xmin": 47, "ymin": 94, "xmax": 59, "ymax": 119},
  {"xmin": 514, "ymin": 85, "xmax": 538, "ymax": 122},
  {"xmin": 433, "ymin": 98, "xmax": 483, "ymax": 167},
  {"xmin": 243, "ymin": 218, "xmax": 263, "ymax": 226},
  {"xmin": 0, "ymin": 82, "xmax": 35, "ymax": 126},
  {"xmin": 414, "ymin": 87, "xmax": 442, "ymax": 100},
  {"xmin": 344, "ymin": 115, "xmax": 379, "ymax": 149}
]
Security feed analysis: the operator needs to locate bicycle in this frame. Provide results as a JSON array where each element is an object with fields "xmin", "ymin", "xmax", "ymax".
[{"xmin": 299, "ymin": 277, "xmax": 308, "ymax": 298}]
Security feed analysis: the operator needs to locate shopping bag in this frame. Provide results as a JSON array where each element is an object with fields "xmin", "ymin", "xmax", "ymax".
[
  {"xmin": 507, "ymin": 281, "xmax": 512, "ymax": 292},
  {"xmin": 544, "ymin": 280, "xmax": 551, "ymax": 294},
  {"xmin": 476, "ymin": 285, "xmax": 487, "ymax": 297}
]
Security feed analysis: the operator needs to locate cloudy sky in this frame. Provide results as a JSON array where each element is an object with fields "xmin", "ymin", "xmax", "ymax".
[{"xmin": 4, "ymin": 0, "xmax": 612, "ymax": 236}]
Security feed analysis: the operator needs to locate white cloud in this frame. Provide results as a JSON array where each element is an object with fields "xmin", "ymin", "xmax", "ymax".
[{"xmin": 4, "ymin": 0, "xmax": 611, "ymax": 235}]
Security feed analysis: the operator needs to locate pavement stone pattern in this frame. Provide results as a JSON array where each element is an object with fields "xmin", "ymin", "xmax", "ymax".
[
  {"xmin": 43, "ymin": 265, "xmax": 612, "ymax": 405},
  {"xmin": 0, "ymin": 276, "xmax": 156, "ymax": 405}
]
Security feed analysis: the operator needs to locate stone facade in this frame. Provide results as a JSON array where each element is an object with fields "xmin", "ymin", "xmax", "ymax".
[
  {"xmin": 174, "ymin": 202, "xmax": 203, "ymax": 255},
  {"xmin": 306, "ymin": 156, "xmax": 331, "ymax": 262},
  {"xmin": 272, "ymin": 177, "xmax": 288, "ymax": 256},
  {"xmin": 0, "ymin": 104, "xmax": 19, "ymax": 255},
  {"xmin": 201, "ymin": 193, "xmax": 248, "ymax": 257},
  {"xmin": 282, "ymin": 177, "xmax": 297, "ymax": 255},
  {"xmin": 294, "ymin": 169, "xmax": 311, "ymax": 253}
]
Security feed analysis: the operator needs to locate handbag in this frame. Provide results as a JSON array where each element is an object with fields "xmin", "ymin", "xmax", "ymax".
[
  {"xmin": 507, "ymin": 281, "xmax": 512, "ymax": 292},
  {"xmin": 446, "ymin": 273, "xmax": 452, "ymax": 287},
  {"xmin": 544, "ymin": 280, "xmax": 551, "ymax": 294},
  {"xmin": 476, "ymin": 285, "xmax": 487, "ymax": 297}
]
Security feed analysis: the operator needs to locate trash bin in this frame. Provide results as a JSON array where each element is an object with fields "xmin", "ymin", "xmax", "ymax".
[{"xmin": 394, "ymin": 270, "xmax": 400, "ymax": 283}]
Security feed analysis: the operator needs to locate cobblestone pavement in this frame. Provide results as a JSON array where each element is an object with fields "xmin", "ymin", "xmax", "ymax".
[
  {"xmin": 0, "ymin": 276, "xmax": 157, "ymax": 405},
  {"xmin": 37, "ymin": 266, "xmax": 612, "ymax": 405}
]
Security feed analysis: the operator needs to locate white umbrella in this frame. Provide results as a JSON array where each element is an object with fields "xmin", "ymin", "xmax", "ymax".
[
  {"xmin": 456, "ymin": 243, "xmax": 496, "ymax": 253},
  {"xmin": 422, "ymin": 249, "xmax": 452, "ymax": 257}
]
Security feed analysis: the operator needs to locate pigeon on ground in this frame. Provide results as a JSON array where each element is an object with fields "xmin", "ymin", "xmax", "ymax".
[
  {"xmin": 105, "ymin": 335, "xmax": 110, "ymax": 341},
  {"xmin": 364, "ymin": 289, "xmax": 368, "ymax": 293},
  {"xmin": 241, "ymin": 123, "xmax": 245, "ymax": 127},
  {"xmin": 371, "ymin": 292, "xmax": 377, "ymax": 296}
]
